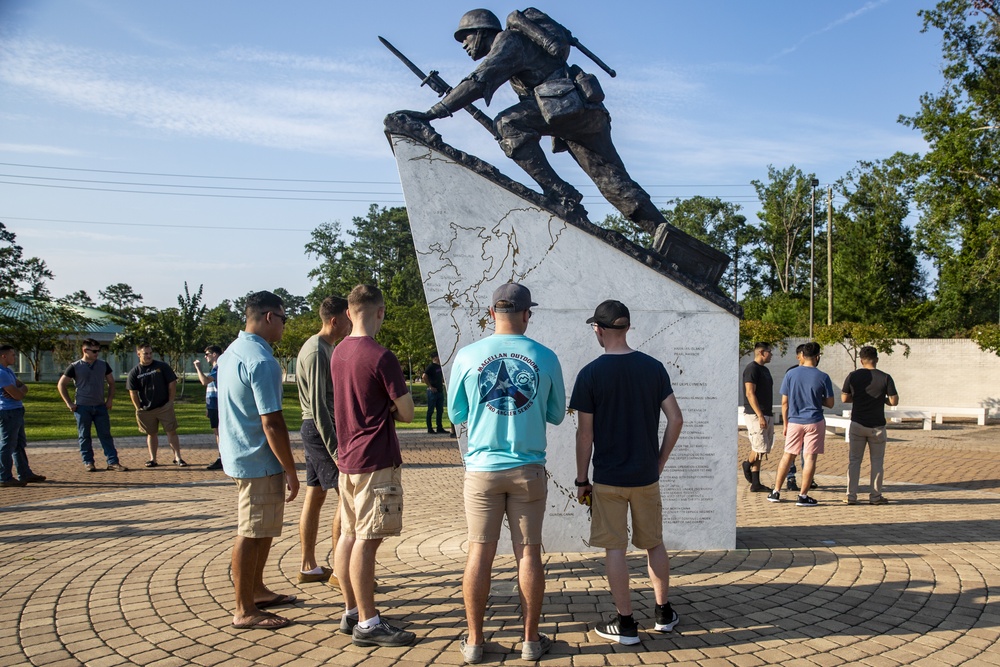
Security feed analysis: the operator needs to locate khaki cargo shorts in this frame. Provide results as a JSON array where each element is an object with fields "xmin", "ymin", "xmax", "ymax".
[
  {"xmin": 136, "ymin": 402, "xmax": 178, "ymax": 434},
  {"xmin": 235, "ymin": 473, "xmax": 285, "ymax": 538},
  {"xmin": 340, "ymin": 466, "xmax": 403, "ymax": 539}
]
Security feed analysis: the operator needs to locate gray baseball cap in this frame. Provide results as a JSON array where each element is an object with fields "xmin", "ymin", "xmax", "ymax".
[{"xmin": 492, "ymin": 282, "xmax": 537, "ymax": 313}]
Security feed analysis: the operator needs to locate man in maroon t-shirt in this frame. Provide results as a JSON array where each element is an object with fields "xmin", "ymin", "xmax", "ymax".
[{"xmin": 330, "ymin": 284, "xmax": 417, "ymax": 648}]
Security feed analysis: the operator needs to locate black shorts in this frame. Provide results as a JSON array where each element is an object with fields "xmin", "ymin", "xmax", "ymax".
[
  {"xmin": 301, "ymin": 419, "xmax": 339, "ymax": 491},
  {"xmin": 206, "ymin": 408, "xmax": 219, "ymax": 429}
]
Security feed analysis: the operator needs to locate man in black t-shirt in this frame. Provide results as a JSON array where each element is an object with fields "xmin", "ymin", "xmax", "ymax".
[
  {"xmin": 571, "ymin": 300, "xmax": 684, "ymax": 646},
  {"xmin": 742, "ymin": 342, "xmax": 774, "ymax": 493},
  {"xmin": 421, "ymin": 352, "xmax": 447, "ymax": 434},
  {"xmin": 841, "ymin": 346, "xmax": 898, "ymax": 505},
  {"xmin": 127, "ymin": 344, "xmax": 185, "ymax": 467}
]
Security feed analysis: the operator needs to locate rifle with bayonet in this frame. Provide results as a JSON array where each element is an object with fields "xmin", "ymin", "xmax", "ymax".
[{"xmin": 378, "ymin": 36, "xmax": 500, "ymax": 140}]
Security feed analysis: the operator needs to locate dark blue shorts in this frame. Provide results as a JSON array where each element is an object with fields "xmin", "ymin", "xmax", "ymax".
[
  {"xmin": 301, "ymin": 419, "xmax": 339, "ymax": 491},
  {"xmin": 206, "ymin": 408, "xmax": 219, "ymax": 429}
]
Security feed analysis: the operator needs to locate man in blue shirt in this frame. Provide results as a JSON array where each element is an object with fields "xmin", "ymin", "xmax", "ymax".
[
  {"xmin": 770, "ymin": 341, "xmax": 834, "ymax": 506},
  {"xmin": 218, "ymin": 291, "xmax": 299, "ymax": 630},
  {"xmin": 194, "ymin": 345, "xmax": 223, "ymax": 470},
  {"xmin": 0, "ymin": 345, "xmax": 44, "ymax": 487},
  {"xmin": 448, "ymin": 282, "xmax": 565, "ymax": 663}
]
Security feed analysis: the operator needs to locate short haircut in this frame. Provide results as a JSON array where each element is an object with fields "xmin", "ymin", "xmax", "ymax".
[
  {"xmin": 795, "ymin": 343, "xmax": 806, "ymax": 356},
  {"xmin": 0, "ymin": 344, "xmax": 14, "ymax": 354},
  {"xmin": 205, "ymin": 345, "xmax": 223, "ymax": 355},
  {"xmin": 320, "ymin": 295, "xmax": 349, "ymax": 322},
  {"xmin": 859, "ymin": 345, "xmax": 878, "ymax": 361},
  {"xmin": 82, "ymin": 338, "xmax": 101, "ymax": 349},
  {"xmin": 245, "ymin": 290, "xmax": 284, "ymax": 322},
  {"xmin": 348, "ymin": 284, "xmax": 384, "ymax": 311},
  {"xmin": 136, "ymin": 342, "xmax": 152, "ymax": 350},
  {"xmin": 754, "ymin": 342, "xmax": 771, "ymax": 352},
  {"xmin": 802, "ymin": 341, "xmax": 822, "ymax": 358}
]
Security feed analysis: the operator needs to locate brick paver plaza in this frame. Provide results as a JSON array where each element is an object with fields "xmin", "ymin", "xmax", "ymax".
[{"xmin": 1, "ymin": 422, "xmax": 998, "ymax": 666}]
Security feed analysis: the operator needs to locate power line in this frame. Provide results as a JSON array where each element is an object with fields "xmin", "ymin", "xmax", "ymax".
[
  {"xmin": 0, "ymin": 161, "xmax": 401, "ymax": 185},
  {"xmin": 1, "ymin": 215, "xmax": 315, "ymax": 232}
]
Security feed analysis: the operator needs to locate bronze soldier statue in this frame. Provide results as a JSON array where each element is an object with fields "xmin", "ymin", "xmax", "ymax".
[{"xmin": 402, "ymin": 8, "xmax": 714, "ymax": 273}]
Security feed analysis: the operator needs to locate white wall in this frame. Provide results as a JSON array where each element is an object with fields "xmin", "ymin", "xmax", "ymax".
[{"xmin": 742, "ymin": 338, "xmax": 1000, "ymax": 415}]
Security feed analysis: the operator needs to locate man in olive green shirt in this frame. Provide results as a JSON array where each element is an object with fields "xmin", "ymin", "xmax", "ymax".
[{"xmin": 295, "ymin": 296, "xmax": 352, "ymax": 585}]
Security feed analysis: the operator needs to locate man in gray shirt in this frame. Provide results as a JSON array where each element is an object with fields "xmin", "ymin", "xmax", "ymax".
[{"xmin": 57, "ymin": 339, "xmax": 127, "ymax": 472}]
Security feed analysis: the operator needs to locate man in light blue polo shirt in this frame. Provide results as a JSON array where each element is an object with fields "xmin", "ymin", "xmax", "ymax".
[{"xmin": 218, "ymin": 291, "xmax": 299, "ymax": 630}]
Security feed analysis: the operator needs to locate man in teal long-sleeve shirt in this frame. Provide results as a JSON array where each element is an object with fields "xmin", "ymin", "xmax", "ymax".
[{"xmin": 447, "ymin": 282, "xmax": 565, "ymax": 663}]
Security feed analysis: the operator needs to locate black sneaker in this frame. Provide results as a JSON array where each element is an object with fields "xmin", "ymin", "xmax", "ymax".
[
  {"xmin": 436, "ymin": 428, "xmax": 448, "ymax": 434},
  {"xmin": 786, "ymin": 479, "xmax": 799, "ymax": 492},
  {"xmin": 594, "ymin": 613, "xmax": 639, "ymax": 645},
  {"xmin": 206, "ymin": 458, "xmax": 223, "ymax": 470},
  {"xmin": 427, "ymin": 428, "xmax": 435, "ymax": 434},
  {"xmin": 810, "ymin": 480, "xmax": 819, "ymax": 489},
  {"xmin": 767, "ymin": 490, "xmax": 781, "ymax": 503},
  {"xmin": 352, "ymin": 620, "xmax": 416, "ymax": 647},
  {"xmin": 654, "ymin": 603, "xmax": 679, "ymax": 632},
  {"xmin": 339, "ymin": 614, "xmax": 359, "ymax": 635},
  {"xmin": 796, "ymin": 495, "xmax": 818, "ymax": 506},
  {"xmin": 741, "ymin": 460, "xmax": 752, "ymax": 483}
]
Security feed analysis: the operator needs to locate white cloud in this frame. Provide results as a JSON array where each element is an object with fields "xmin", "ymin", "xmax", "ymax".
[
  {"xmin": 0, "ymin": 143, "xmax": 83, "ymax": 156},
  {"xmin": 0, "ymin": 37, "xmax": 415, "ymax": 158},
  {"xmin": 769, "ymin": 0, "xmax": 891, "ymax": 62}
]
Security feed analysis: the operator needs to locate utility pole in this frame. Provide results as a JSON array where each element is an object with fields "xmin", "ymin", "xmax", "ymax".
[
  {"xmin": 827, "ymin": 186, "xmax": 833, "ymax": 325},
  {"xmin": 809, "ymin": 178, "xmax": 819, "ymax": 338}
]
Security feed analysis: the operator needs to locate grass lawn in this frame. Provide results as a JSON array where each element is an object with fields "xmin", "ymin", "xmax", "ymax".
[{"xmin": 23, "ymin": 381, "xmax": 451, "ymax": 441}]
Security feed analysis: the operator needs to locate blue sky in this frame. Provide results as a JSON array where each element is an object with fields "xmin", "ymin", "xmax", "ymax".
[{"xmin": 0, "ymin": 0, "xmax": 942, "ymax": 308}]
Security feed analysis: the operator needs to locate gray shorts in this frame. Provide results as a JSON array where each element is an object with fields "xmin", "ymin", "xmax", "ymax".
[{"xmin": 301, "ymin": 419, "xmax": 339, "ymax": 491}]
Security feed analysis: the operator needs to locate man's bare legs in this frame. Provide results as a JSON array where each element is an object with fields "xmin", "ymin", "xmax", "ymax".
[
  {"xmin": 647, "ymin": 543, "xmax": 670, "ymax": 605},
  {"xmin": 165, "ymin": 430, "xmax": 182, "ymax": 462},
  {"xmin": 335, "ymin": 532, "xmax": 357, "ymax": 611},
  {"xmin": 232, "ymin": 535, "xmax": 288, "ymax": 624},
  {"xmin": 772, "ymin": 452, "xmax": 796, "ymax": 493},
  {"xmin": 299, "ymin": 486, "xmax": 327, "ymax": 571},
  {"xmin": 350, "ymin": 537, "xmax": 383, "ymax": 621},
  {"xmin": 512, "ymin": 542, "xmax": 544, "ymax": 643},
  {"xmin": 146, "ymin": 433, "xmax": 158, "ymax": 463},
  {"xmin": 605, "ymin": 548, "xmax": 631, "ymax": 615},
  {"xmin": 799, "ymin": 453, "xmax": 817, "ymax": 493},
  {"xmin": 463, "ymin": 541, "xmax": 497, "ymax": 646}
]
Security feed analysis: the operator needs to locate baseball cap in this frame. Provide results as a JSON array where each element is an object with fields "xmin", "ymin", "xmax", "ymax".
[
  {"xmin": 492, "ymin": 282, "xmax": 537, "ymax": 313},
  {"xmin": 586, "ymin": 300, "xmax": 630, "ymax": 329}
]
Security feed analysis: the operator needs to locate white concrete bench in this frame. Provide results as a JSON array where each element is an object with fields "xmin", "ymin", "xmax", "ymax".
[
  {"xmin": 824, "ymin": 415, "xmax": 852, "ymax": 442},
  {"xmin": 894, "ymin": 405, "xmax": 988, "ymax": 426},
  {"xmin": 842, "ymin": 408, "xmax": 933, "ymax": 430}
]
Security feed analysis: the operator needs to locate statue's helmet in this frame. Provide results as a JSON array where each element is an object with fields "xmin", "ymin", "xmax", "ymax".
[{"xmin": 454, "ymin": 9, "xmax": 502, "ymax": 42}]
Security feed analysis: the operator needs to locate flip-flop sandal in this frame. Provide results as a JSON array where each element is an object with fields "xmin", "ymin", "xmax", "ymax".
[
  {"xmin": 232, "ymin": 612, "xmax": 290, "ymax": 630},
  {"xmin": 144, "ymin": 460, "xmax": 158, "ymax": 468},
  {"xmin": 256, "ymin": 594, "xmax": 298, "ymax": 609}
]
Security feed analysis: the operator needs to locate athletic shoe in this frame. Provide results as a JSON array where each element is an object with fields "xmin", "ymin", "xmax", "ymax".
[
  {"xmin": 85, "ymin": 463, "xmax": 97, "ymax": 472},
  {"xmin": 460, "ymin": 636, "xmax": 484, "ymax": 664},
  {"xmin": 749, "ymin": 483, "xmax": 771, "ymax": 493},
  {"xmin": 144, "ymin": 460, "xmax": 158, "ymax": 468},
  {"xmin": 521, "ymin": 633, "xmax": 553, "ymax": 659},
  {"xmin": 843, "ymin": 498, "xmax": 858, "ymax": 505},
  {"xmin": 206, "ymin": 458, "xmax": 224, "ymax": 470},
  {"xmin": 741, "ymin": 460, "xmax": 752, "ymax": 483},
  {"xmin": 796, "ymin": 495, "xmax": 818, "ymax": 506},
  {"xmin": 767, "ymin": 490, "xmax": 781, "ymax": 503},
  {"xmin": 811, "ymin": 480, "xmax": 819, "ymax": 489},
  {"xmin": 595, "ymin": 614, "xmax": 639, "ymax": 645},
  {"xmin": 427, "ymin": 428, "xmax": 435, "ymax": 434},
  {"xmin": 352, "ymin": 620, "xmax": 416, "ymax": 647},
  {"xmin": 436, "ymin": 428, "xmax": 448, "ymax": 434},
  {"xmin": 107, "ymin": 463, "xmax": 128, "ymax": 472},
  {"xmin": 786, "ymin": 479, "xmax": 799, "ymax": 492},
  {"xmin": 0, "ymin": 480, "xmax": 27, "ymax": 488},
  {"xmin": 339, "ymin": 614, "xmax": 359, "ymax": 635},
  {"xmin": 870, "ymin": 496, "xmax": 890, "ymax": 505},
  {"xmin": 654, "ymin": 603, "xmax": 679, "ymax": 632},
  {"xmin": 21, "ymin": 474, "xmax": 46, "ymax": 483},
  {"xmin": 174, "ymin": 459, "xmax": 188, "ymax": 467}
]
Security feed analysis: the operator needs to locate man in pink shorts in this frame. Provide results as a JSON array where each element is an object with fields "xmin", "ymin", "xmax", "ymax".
[{"xmin": 769, "ymin": 341, "xmax": 834, "ymax": 506}]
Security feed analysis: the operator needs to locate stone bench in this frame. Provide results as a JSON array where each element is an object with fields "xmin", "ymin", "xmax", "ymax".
[
  {"xmin": 894, "ymin": 405, "xmax": 989, "ymax": 426},
  {"xmin": 842, "ymin": 408, "xmax": 933, "ymax": 430}
]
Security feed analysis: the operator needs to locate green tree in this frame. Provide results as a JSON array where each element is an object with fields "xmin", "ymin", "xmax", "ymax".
[
  {"xmin": 0, "ymin": 299, "xmax": 88, "ymax": 380},
  {"xmin": 0, "ymin": 222, "xmax": 25, "ymax": 300},
  {"xmin": 18, "ymin": 257, "xmax": 54, "ymax": 299},
  {"xmin": 272, "ymin": 288, "xmax": 310, "ymax": 317},
  {"xmin": 738, "ymin": 319, "xmax": 789, "ymax": 357},
  {"xmin": 600, "ymin": 213, "xmax": 652, "ymax": 247},
  {"xmin": 750, "ymin": 165, "xmax": 820, "ymax": 297},
  {"xmin": 900, "ymin": 0, "xmax": 1000, "ymax": 334},
  {"xmin": 199, "ymin": 300, "xmax": 243, "ymax": 349},
  {"xmin": 272, "ymin": 312, "xmax": 320, "ymax": 376},
  {"xmin": 64, "ymin": 290, "xmax": 96, "ymax": 307},
  {"xmin": 832, "ymin": 157, "xmax": 925, "ymax": 332},
  {"xmin": 971, "ymin": 322, "xmax": 1000, "ymax": 354},
  {"xmin": 305, "ymin": 205, "xmax": 432, "ymax": 360},
  {"xmin": 663, "ymin": 196, "xmax": 751, "ymax": 299},
  {"xmin": 99, "ymin": 283, "xmax": 144, "ymax": 324},
  {"xmin": 813, "ymin": 322, "xmax": 911, "ymax": 369}
]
